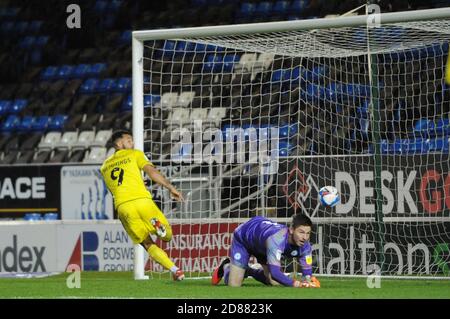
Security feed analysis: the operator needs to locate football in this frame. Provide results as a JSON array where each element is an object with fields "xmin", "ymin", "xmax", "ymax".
[{"xmin": 318, "ymin": 186, "xmax": 340, "ymax": 207}]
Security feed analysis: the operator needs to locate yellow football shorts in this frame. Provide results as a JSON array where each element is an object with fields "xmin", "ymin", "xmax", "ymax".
[{"xmin": 117, "ymin": 197, "xmax": 172, "ymax": 244}]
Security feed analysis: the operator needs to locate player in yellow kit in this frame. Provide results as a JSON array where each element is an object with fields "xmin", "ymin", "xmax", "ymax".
[{"xmin": 101, "ymin": 130, "xmax": 185, "ymax": 280}]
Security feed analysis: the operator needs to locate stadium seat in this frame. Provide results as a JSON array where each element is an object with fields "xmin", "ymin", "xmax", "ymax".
[
  {"xmin": 203, "ymin": 54, "xmax": 224, "ymax": 73},
  {"xmin": 56, "ymin": 65, "xmax": 74, "ymax": 80},
  {"xmin": 115, "ymin": 77, "xmax": 131, "ymax": 93},
  {"xmin": 16, "ymin": 116, "xmax": 34, "ymax": 132},
  {"xmin": 48, "ymin": 115, "xmax": 69, "ymax": 131},
  {"xmin": 177, "ymin": 91, "xmax": 195, "ymax": 107},
  {"xmin": 73, "ymin": 130, "xmax": 96, "ymax": 149},
  {"xmin": 0, "ymin": 100, "xmax": 12, "ymax": 116},
  {"xmin": 67, "ymin": 148, "xmax": 86, "ymax": 163},
  {"xmin": 434, "ymin": 118, "xmax": 450, "ymax": 136},
  {"xmin": 83, "ymin": 147, "xmax": 107, "ymax": 163},
  {"xmin": 39, "ymin": 131, "xmax": 62, "ymax": 150},
  {"xmin": 10, "ymin": 100, "xmax": 28, "ymax": 115},
  {"xmin": 43, "ymin": 213, "xmax": 58, "ymax": 221},
  {"xmin": 97, "ymin": 78, "xmax": 117, "ymax": 93},
  {"xmin": 144, "ymin": 94, "xmax": 161, "ymax": 107},
  {"xmin": 190, "ymin": 108, "xmax": 209, "ymax": 121},
  {"xmin": 254, "ymin": 1, "xmax": 272, "ymax": 17},
  {"xmin": 273, "ymin": 1, "xmax": 290, "ymax": 15},
  {"xmin": 79, "ymin": 78, "xmax": 100, "ymax": 94},
  {"xmin": 252, "ymin": 53, "xmax": 275, "ymax": 73},
  {"xmin": 234, "ymin": 53, "xmax": 258, "ymax": 73},
  {"xmin": 32, "ymin": 149, "xmax": 52, "ymax": 163},
  {"xmin": 413, "ymin": 119, "xmax": 434, "ymax": 137},
  {"xmin": 160, "ymin": 92, "xmax": 179, "ymax": 108},
  {"xmin": 73, "ymin": 64, "xmax": 90, "ymax": 78},
  {"xmin": 24, "ymin": 213, "xmax": 43, "ymax": 221},
  {"xmin": 48, "ymin": 149, "xmax": 70, "ymax": 163},
  {"xmin": 106, "ymin": 147, "xmax": 115, "ymax": 158},
  {"xmin": 208, "ymin": 108, "xmax": 227, "ymax": 125},
  {"xmin": 55, "ymin": 131, "xmax": 78, "ymax": 149},
  {"xmin": 237, "ymin": 2, "xmax": 256, "ymax": 18},
  {"xmin": 31, "ymin": 116, "xmax": 50, "ymax": 132},
  {"xmin": 291, "ymin": 0, "xmax": 309, "ymax": 12},
  {"xmin": 428, "ymin": 137, "xmax": 449, "ymax": 152},
  {"xmin": 167, "ymin": 108, "xmax": 190, "ymax": 124},
  {"xmin": 0, "ymin": 149, "xmax": 19, "ymax": 164},
  {"xmin": 20, "ymin": 132, "xmax": 42, "ymax": 150},
  {"xmin": 16, "ymin": 150, "xmax": 34, "ymax": 164},
  {"xmin": 40, "ymin": 66, "xmax": 58, "ymax": 81},
  {"xmin": 91, "ymin": 129, "xmax": 112, "ymax": 147}
]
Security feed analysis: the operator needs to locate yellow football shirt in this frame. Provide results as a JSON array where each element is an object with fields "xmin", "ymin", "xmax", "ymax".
[{"xmin": 100, "ymin": 149, "xmax": 154, "ymax": 208}]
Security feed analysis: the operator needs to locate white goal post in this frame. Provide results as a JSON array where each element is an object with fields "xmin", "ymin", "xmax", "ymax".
[{"xmin": 132, "ymin": 7, "xmax": 450, "ymax": 280}]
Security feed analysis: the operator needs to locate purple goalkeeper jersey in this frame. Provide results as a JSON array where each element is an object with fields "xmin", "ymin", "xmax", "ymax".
[{"xmin": 231, "ymin": 216, "xmax": 313, "ymax": 286}]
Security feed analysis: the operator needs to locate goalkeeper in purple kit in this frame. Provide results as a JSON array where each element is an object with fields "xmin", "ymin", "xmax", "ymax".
[{"xmin": 211, "ymin": 214, "xmax": 320, "ymax": 288}]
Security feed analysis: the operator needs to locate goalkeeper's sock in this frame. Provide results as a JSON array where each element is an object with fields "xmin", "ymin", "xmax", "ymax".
[
  {"xmin": 245, "ymin": 268, "xmax": 269, "ymax": 285},
  {"xmin": 147, "ymin": 244, "xmax": 175, "ymax": 271}
]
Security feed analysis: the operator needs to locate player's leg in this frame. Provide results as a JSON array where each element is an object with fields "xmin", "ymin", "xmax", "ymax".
[
  {"xmin": 244, "ymin": 262, "xmax": 271, "ymax": 285},
  {"xmin": 118, "ymin": 199, "xmax": 183, "ymax": 280},
  {"xmin": 226, "ymin": 233, "xmax": 250, "ymax": 287},
  {"xmin": 142, "ymin": 198, "xmax": 173, "ymax": 242}
]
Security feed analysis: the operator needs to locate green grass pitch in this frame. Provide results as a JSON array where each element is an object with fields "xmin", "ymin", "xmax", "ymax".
[{"xmin": 0, "ymin": 272, "xmax": 449, "ymax": 299}]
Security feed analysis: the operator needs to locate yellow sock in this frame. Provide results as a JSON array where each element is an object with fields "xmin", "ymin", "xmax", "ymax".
[{"xmin": 147, "ymin": 244, "xmax": 175, "ymax": 271}]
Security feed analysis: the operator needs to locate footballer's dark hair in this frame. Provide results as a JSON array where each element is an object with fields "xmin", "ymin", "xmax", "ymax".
[
  {"xmin": 291, "ymin": 214, "xmax": 313, "ymax": 229},
  {"xmin": 111, "ymin": 130, "xmax": 132, "ymax": 146}
]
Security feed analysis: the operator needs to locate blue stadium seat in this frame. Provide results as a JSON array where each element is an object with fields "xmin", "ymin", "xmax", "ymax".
[
  {"xmin": 115, "ymin": 77, "xmax": 131, "ymax": 93},
  {"xmin": 28, "ymin": 20, "xmax": 43, "ymax": 34},
  {"xmin": 35, "ymin": 36, "xmax": 49, "ymax": 48},
  {"xmin": 357, "ymin": 100, "xmax": 369, "ymax": 119},
  {"xmin": 271, "ymin": 69, "xmax": 291, "ymax": 84},
  {"xmin": 194, "ymin": 43, "xmax": 207, "ymax": 52},
  {"xmin": 1, "ymin": 21, "xmax": 15, "ymax": 34},
  {"xmin": 279, "ymin": 123, "xmax": 299, "ymax": 140},
  {"xmin": 203, "ymin": 54, "xmax": 224, "ymax": 73},
  {"xmin": 24, "ymin": 213, "xmax": 43, "ymax": 221},
  {"xmin": 14, "ymin": 21, "xmax": 28, "ymax": 35},
  {"xmin": 94, "ymin": 0, "xmax": 108, "ymax": 13},
  {"xmin": 73, "ymin": 64, "xmax": 90, "ymax": 78},
  {"xmin": 57, "ymin": 65, "xmax": 74, "ymax": 80},
  {"xmin": 97, "ymin": 78, "xmax": 117, "ymax": 93},
  {"xmin": 237, "ymin": 2, "xmax": 256, "ymax": 18},
  {"xmin": 175, "ymin": 41, "xmax": 196, "ymax": 54},
  {"xmin": 10, "ymin": 99, "xmax": 28, "ymax": 114},
  {"xmin": 273, "ymin": 1, "xmax": 290, "ymax": 15},
  {"xmin": 222, "ymin": 55, "xmax": 239, "ymax": 73},
  {"xmin": 413, "ymin": 119, "xmax": 434, "ymax": 137},
  {"xmin": 163, "ymin": 40, "xmax": 176, "ymax": 58},
  {"xmin": 41, "ymin": 66, "xmax": 58, "ymax": 81},
  {"xmin": 108, "ymin": 0, "xmax": 123, "ymax": 11},
  {"xmin": 48, "ymin": 115, "xmax": 69, "ymax": 131},
  {"xmin": 255, "ymin": 1, "xmax": 272, "ymax": 17},
  {"xmin": 19, "ymin": 36, "xmax": 35, "ymax": 49},
  {"xmin": 0, "ymin": 100, "xmax": 12, "ymax": 116},
  {"xmin": 428, "ymin": 137, "xmax": 449, "ymax": 152},
  {"xmin": 17, "ymin": 116, "xmax": 34, "ymax": 132},
  {"xmin": 1, "ymin": 115, "xmax": 20, "ymax": 132},
  {"xmin": 291, "ymin": 0, "xmax": 309, "ymax": 12},
  {"xmin": 79, "ymin": 78, "xmax": 100, "ymax": 94},
  {"xmin": 31, "ymin": 116, "xmax": 50, "ymax": 132},
  {"xmin": 87, "ymin": 63, "xmax": 107, "ymax": 77},
  {"xmin": 122, "ymin": 94, "xmax": 132, "ymax": 111},
  {"xmin": 118, "ymin": 30, "xmax": 131, "ymax": 45},
  {"xmin": 43, "ymin": 213, "xmax": 58, "ymax": 221},
  {"xmin": 144, "ymin": 94, "xmax": 161, "ymax": 107},
  {"xmin": 278, "ymin": 141, "xmax": 294, "ymax": 156},
  {"xmin": 434, "ymin": 118, "xmax": 450, "ymax": 136},
  {"xmin": 303, "ymin": 83, "xmax": 325, "ymax": 102}
]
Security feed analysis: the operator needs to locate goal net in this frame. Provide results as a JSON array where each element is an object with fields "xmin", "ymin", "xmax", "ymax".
[{"xmin": 133, "ymin": 8, "xmax": 450, "ymax": 279}]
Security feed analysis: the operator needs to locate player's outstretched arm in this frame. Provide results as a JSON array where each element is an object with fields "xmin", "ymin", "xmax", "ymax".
[{"xmin": 143, "ymin": 164, "xmax": 184, "ymax": 202}]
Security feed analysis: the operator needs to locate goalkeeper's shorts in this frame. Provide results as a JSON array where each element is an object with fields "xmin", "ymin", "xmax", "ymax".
[{"xmin": 117, "ymin": 198, "xmax": 172, "ymax": 244}]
